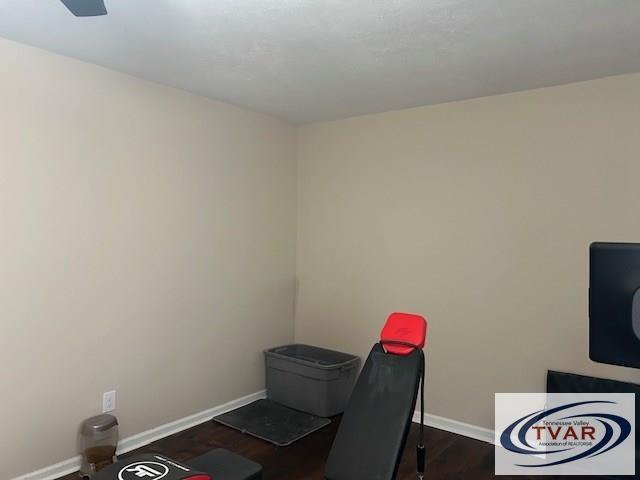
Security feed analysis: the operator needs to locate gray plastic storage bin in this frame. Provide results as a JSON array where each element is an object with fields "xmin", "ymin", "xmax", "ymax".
[{"xmin": 264, "ymin": 344, "xmax": 360, "ymax": 417}]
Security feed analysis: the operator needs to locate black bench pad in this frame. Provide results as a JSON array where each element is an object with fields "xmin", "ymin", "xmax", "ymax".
[
  {"xmin": 325, "ymin": 343, "xmax": 422, "ymax": 480},
  {"xmin": 187, "ymin": 449, "xmax": 262, "ymax": 480}
]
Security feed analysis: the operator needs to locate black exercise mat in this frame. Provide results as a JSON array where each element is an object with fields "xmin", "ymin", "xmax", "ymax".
[{"xmin": 213, "ymin": 399, "xmax": 331, "ymax": 446}]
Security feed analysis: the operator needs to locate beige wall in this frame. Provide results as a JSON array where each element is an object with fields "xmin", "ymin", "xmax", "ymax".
[
  {"xmin": 0, "ymin": 38, "xmax": 296, "ymax": 479},
  {"xmin": 296, "ymin": 74, "xmax": 640, "ymax": 431}
]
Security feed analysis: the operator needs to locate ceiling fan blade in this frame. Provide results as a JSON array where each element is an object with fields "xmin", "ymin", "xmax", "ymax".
[{"xmin": 60, "ymin": 0, "xmax": 107, "ymax": 17}]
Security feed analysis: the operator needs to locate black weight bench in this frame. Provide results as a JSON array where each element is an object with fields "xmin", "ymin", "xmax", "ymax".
[{"xmin": 325, "ymin": 312, "xmax": 428, "ymax": 480}]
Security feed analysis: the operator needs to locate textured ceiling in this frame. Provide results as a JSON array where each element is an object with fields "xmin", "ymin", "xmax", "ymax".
[{"xmin": 0, "ymin": 0, "xmax": 639, "ymax": 123}]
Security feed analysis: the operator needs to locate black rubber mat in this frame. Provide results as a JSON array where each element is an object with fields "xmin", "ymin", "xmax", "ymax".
[{"xmin": 213, "ymin": 399, "xmax": 331, "ymax": 446}]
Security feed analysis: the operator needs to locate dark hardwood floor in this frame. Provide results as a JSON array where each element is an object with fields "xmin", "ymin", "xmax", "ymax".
[{"xmin": 58, "ymin": 418, "xmax": 580, "ymax": 480}]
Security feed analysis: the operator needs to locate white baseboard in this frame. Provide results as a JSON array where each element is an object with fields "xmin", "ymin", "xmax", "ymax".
[
  {"xmin": 413, "ymin": 410, "xmax": 495, "ymax": 444},
  {"xmin": 14, "ymin": 390, "xmax": 493, "ymax": 480},
  {"xmin": 11, "ymin": 457, "xmax": 83, "ymax": 480},
  {"xmin": 12, "ymin": 390, "xmax": 267, "ymax": 480}
]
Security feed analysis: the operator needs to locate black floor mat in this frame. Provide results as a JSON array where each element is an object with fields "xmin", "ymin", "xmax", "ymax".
[{"xmin": 213, "ymin": 399, "xmax": 331, "ymax": 446}]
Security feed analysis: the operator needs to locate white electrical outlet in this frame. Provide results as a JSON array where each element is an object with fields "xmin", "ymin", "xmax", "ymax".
[{"xmin": 102, "ymin": 390, "xmax": 116, "ymax": 413}]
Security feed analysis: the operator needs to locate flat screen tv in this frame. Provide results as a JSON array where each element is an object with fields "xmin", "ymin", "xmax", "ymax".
[{"xmin": 590, "ymin": 242, "xmax": 640, "ymax": 368}]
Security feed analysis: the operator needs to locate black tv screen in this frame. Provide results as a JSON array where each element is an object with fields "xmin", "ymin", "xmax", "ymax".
[{"xmin": 590, "ymin": 242, "xmax": 640, "ymax": 368}]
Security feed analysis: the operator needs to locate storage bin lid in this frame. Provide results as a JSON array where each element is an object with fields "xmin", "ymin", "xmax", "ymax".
[{"xmin": 266, "ymin": 344, "xmax": 358, "ymax": 368}]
